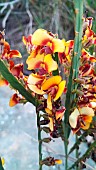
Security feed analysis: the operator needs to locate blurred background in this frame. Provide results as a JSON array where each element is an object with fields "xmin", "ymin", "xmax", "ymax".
[{"xmin": 0, "ymin": 0, "xmax": 96, "ymax": 170}]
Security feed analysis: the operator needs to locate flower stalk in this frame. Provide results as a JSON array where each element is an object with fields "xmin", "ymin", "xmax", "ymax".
[{"xmin": 64, "ymin": 0, "xmax": 83, "ymax": 169}]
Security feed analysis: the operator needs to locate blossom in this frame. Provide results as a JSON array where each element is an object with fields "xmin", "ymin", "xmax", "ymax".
[
  {"xmin": 2, "ymin": 41, "xmax": 22, "ymax": 60},
  {"xmin": 32, "ymin": 29, "xmax": 65, "ymax": 53},
  {"xmin": 26, "ymin": 53, "xmax": 58, "ymax": 74},
  {"xmin": 42, "ymin": 76, "xmax": 66, "ymax": 109},
  {"xmin": 9, "ymin": 93, "xmax": 21, "ymax": 107},
  {"xmin": 69, "ymin": 107, "xmax": 94, "ymax": 133}
]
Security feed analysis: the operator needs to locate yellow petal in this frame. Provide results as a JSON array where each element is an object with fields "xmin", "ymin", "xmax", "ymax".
[
  {"xmin": 80, "ymin": 107, "xmax": 94, "ymax": 116},
  {"xmin": 26, "ymin": 53, "xmax": 44, "ymax": 70},
  {"xmin": 81, "ymin": 122, "xmax": 90, "ymax": 130},
  {"xmin": 45, "ymin": 108, "xmax": 52, "ymax": 115},
  {"xmin": 28, "ymin": 84, "xmax": 45, "ymax": 95},
  {"xmin": 54, "ymin": 80, "xmax": 66, "ymax": 101},
  {"xmin": 47, "ymin": 94, "xmax": 52, "ymax": 110},
  {"xmin": 42, "ymin": 76, "xmax": 61, "ymax": 91},
  {"xmin": 55, "ymin": 159, "xmax": 62, "ymax": 164},
  {"xmin": 32, "ymin": 29, "xmax": 52, "ymax": 46},
  {"xmin": 52, "ymin": 38, "xmax": 65, "ymax": 53},
  {"xmin": 44, "ymin": 54, "xmax": 58, "ymax": 72},
  {"xmin": 69, "ymin": 108, "xmax": 80, "ymax": 128},
  {"xmin": 1, "ymin": 158, "xmax": 5, "ymax": 165}
]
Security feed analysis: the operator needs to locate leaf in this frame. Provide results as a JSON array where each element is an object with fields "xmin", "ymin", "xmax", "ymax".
[{"xmin": 0, "ymin": 59, "xmax": 39, "ymax": 106}]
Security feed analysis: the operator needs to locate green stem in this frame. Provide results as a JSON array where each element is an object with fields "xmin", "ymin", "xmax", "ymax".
[
  {"xmin": 37, "ymin": 111, "xmax": 42, "ymax": 170},
  {"xmin": 76, "ymin": 135, "xmax": 79, "ymax": 170},
  {"xmin": 68, "ymin": 140, "xmax": 96, "ymax": 170},
  {"xmin": 36, "ymin": 95, "xmax": 42, "ymax": 170},
  {"xmin": 63, "ymin": 0, "xmax": 83, "ymax": 169}
]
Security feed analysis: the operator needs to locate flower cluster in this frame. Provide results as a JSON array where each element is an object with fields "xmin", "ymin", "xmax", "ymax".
[
  {"xmin": 0, "ymin": 17, "xmax": 95, "ymax": 135},
  {"xmin": 23, "ymin": 29, "xmax": 66, "ymax": 134},
  {"xmin": 68, "ymin": 17, "xmax": 96, "ymax": 133},
  {"xmin": 0, "ymin": 30, "xmax": 27, "ymax": 106}
]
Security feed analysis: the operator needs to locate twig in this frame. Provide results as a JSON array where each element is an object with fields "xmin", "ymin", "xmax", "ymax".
[
  {"xmin": 2, "ymin": 4, "xmax": 14, "ymax": 28},
  {"xmin": 0, "ymin": 0, "xmax": 20, "ymax": 6},
  {"xmin": 25, "ymin": 0, "xmax": 33, "ymax": 35}
]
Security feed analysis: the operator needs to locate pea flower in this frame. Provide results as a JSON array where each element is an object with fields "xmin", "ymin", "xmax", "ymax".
[
  {"xmin": 26, "ymin": 53, "xmax": 58, "ymax": 75},
  {"xmin": 69, "ymin": 107, "xmax": 94, "ymax": 133},
  {"xmin": 32, "ymin": 29, "xmax": 65, "ymax": 53},
  {"xmin": 42, "ymin": 76, "xmax": 66, "ymax": 110}
]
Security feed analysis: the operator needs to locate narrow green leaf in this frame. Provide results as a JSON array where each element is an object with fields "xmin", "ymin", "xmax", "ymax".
[{"xmin": 0, "ymin": 59, "xmax": 39, "ymax": 106}]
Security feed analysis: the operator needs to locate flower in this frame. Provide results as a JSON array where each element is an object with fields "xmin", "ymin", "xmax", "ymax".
[
  {"xmin": 2, "ymin": 41, "xmax": 22, "ymax": 60},
  {"xmin": 69, "ymin": 107, "xmax": 94, "ymax": 133},
  {"xmin": 26, "ymin": 53, "xmax": 58, "ymax": 74},
  {"xmin": 32, "ymin": 29, "xmax": 65, "ymax": 53},
  {"xmin": 42, "ymin": 75, "xmax": 66, "ymax": 109},
  {"xmin": 9, "ymin": 93, "xmax": 21, "ymax": 107}
]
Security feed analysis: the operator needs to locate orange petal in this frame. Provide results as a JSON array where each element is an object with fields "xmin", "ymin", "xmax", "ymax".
[
  {"xmin": 44, "ymin": 54, "xmax": 58, "ymax": 72},
  {"xmin": 32, "ymin": 29, "xmax": 52, "ymax": 46},
  {"xmin": 26, "ymin": 53, "xmax": 44, "ymax": 70},
  {"xmin": 28, "ymin": 84, "xmax": 45, "ymax": 95},
  {"xmin": 81, "ymin": 122, "xmax": 90, "ymax": 130},
  {"xmin": 54, "ymin": 80, "xmax": 66, "ymax": 101},
  {"xmin": 55, "ymin": 159, "xmax": 62, "ymax": 164},
  {"xmin": 9, "ymin": 94, "xmax": 19, "ymax": 107},
  {"xmin": 52, "ymin": 38, "xmax": 65, "ymax": 53},
  {"xmin": 42, "ymin": 76, "xmax": 61, "ymax": 91}
]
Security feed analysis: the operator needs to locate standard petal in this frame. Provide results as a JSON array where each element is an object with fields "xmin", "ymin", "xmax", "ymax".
[
  {"xmin": 42, "ymin": 76, "xmax": 61, "ymax": 91},
  {"xmin": 69, "ymin": 108, "xmax": 80, "ymax": 128},
  {"xmin": 54, "ymin": 80, "xmax": 66, "ymax": 101},
  {"xmin": 80, "ymin": 107, "xmax": 94, "ymax": 116},
  {"xmin": 32, "ymin": 29, "xmax": 52, "ymax": 46}
]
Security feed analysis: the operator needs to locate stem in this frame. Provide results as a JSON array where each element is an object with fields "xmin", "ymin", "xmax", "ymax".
[
  {"xmin": 68, "ymin": 140, "xmax": 96, "ymax": 170},
  {"xmin": 37, "ymin": 111, "xmax": 42, "ymax": 170},
  {"xmin": 76, "ymin": 135, "xmax": 79, "ymax": 170},
  {"xmin": 36, "ymin": 95, "xmax": 42, "ymax": 170},
  {"xmin": 63, "ymin": 0, "xmax": 83, "ymax": 169}
]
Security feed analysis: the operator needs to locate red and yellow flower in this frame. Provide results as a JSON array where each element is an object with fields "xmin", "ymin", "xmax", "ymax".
[
  {"xmin": 42, "ymin": 76, "xmax": 66, "ymax": 110},
  {"xmin": 26, "ymin": 53, "xmax": 58, "ymax": 75}
]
